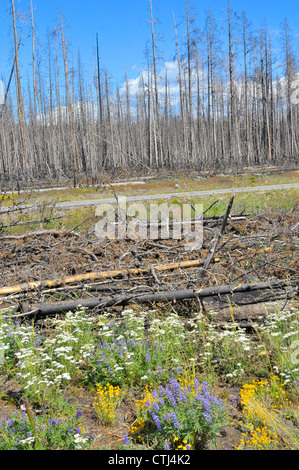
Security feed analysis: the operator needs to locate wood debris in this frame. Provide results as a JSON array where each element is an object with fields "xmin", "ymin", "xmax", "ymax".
[{"xmin": 0, "ymin": 200, "xmax": 298, "ymax": 320}]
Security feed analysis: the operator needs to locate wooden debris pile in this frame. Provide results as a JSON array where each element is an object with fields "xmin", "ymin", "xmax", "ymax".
[{"xmin": 0, "ymin": 197, "xmax": 298, "ymax": 320}]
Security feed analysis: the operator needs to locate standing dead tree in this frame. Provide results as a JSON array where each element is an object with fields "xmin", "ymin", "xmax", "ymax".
[{"xmin": 0, "ymin": 2, "xmax": 298, "ymax": 185}]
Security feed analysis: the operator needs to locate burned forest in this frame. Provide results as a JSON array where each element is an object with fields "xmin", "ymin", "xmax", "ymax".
[
  {"xmin": 0, "ymin": 0, "xmax": 298, "ymax": 454},
  {"xmin": 0, "ymin": 0, "xmax": 298, "ymax": 186}
]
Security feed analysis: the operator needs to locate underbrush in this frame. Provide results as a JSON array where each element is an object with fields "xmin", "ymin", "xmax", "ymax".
[{"xmin": 0, "ymin": 304, "xmax": 298, "ymax": 450}]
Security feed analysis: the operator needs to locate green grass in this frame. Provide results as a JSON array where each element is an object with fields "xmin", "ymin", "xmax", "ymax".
[
  {"xmin": 191, "ymin": 188, "xmax": 299, "ymax": 216},
  {"xmin": 141, "ymin": 188, "xmax": 299, "ymax": 218}
]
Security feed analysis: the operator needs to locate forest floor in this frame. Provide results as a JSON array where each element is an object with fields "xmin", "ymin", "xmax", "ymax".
[{"xmin": 0, "ymin": 170, "xmax": 298, "ymax": 451}]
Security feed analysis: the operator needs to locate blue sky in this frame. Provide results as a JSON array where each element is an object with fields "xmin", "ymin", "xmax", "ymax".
[{"xmin": 0, "ymin": 0, "xmax": 298, "ymax": 91}]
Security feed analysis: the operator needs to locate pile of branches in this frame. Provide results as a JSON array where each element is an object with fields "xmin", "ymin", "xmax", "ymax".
[{"xmin": 0, "ymin": 197, "xmax": 298, "ymax": 321}]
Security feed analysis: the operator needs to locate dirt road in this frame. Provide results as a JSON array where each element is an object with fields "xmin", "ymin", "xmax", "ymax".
[{"xmin": 1, "ymin": 182, "xmax": 299, "ymax": 212}]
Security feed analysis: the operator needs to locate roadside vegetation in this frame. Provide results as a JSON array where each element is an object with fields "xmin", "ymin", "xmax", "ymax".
[
  {"xmin": 1, "ymin": 180, "xmax": 299, "ymax": 237},
  {"xmin": 2, "ymin": 170, "xmax": 299, "ymax": 205}
]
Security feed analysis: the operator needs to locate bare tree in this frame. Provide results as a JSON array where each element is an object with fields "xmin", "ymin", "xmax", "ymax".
[
  {"xmin": 0, "ymin": 1, "xmax": 298, "ymax": 186},
  {"xmin": 11, "ymin": 0, "xmax": 27, "ymax": 175}
]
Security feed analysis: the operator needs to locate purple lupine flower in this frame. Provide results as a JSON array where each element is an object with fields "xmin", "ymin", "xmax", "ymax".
[
  {"xmin": 195, "ymin": 392, "xmax": 204, "ymax": 402},
  {"xmin": 20, "ymin": 419, "xmax": 27, "ymax": 431},
  {"xmin": 153, "ymin": 401, "xmax": 160, "ymax": 412},
  {"xmin": 169, "ymin": 378, "xmax": 181, "ymax": 397},
  {"xmin": 152, "ymin": 389, "xmax": 159, "ymax": 400},
  {"xmin": 151, "ymin": 413, "xmax": 162, "ymax": 431},
  {"xmin": 165, "ymin": 385, "xmax": 177, "ymax": 407},
  {"xmin": 231, "ymin": 396, "xmax": 238, "ymax": 407},
  {"xmin": 217, "ymin": 397, "xmax": 225, "ymax": 408},
  {"xmin": 123, "ymin": 434, "xmax": 130, "ymax": 446},
  {"xmin": 145, "ymin": 353, "xmax": 151, "ymax": 362},
  {"xmin": 48, "ymin": 417, "xmax": 57, "ymax": 427},
  {"xmin": 194, "ymin": 378, "xmax": 200, "ymax": 390},
  {"xmin": 159, "ymin": 385, "xmax": 166, "ymax": 396},
  {"xmin": 165, "ymin": 442, "xmax": 170, "ymax": 450},
  {"xmin": 202, "ymin": 398, "xmax": 211, "ymax": 415},
  {"xmin": 167, "ymin": 412, "xmax": 180, "ymax": 429},
  {"xmin": 209, "ymin": 395, "xmax": 217, "ymax": 403},
  {"xmin": 179, "ymin": 389, "xmax": 188, "ymax": 403},
  {"xmin": 201, "ymin": 381, "xmax": 210, "ymax": 398},
  {"xmin": 34, "ymin": 335, "xmax": 41, "ymax": 347},
  {"xmin": 76, "ymin": 409, "xmax": 83, "ymax": 419},
  {"xmin": 203, "ymin": 412, "xmax": 212, "ymax": 424}
]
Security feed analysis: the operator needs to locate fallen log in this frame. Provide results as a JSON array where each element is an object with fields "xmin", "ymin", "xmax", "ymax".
[
  {"xmin": 8, "ymin": 278, "xmax": 298, "ymax": 318},
  {"xmin": 0, "ymin": 259, "xmax": 205, "ymax": 296}
]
